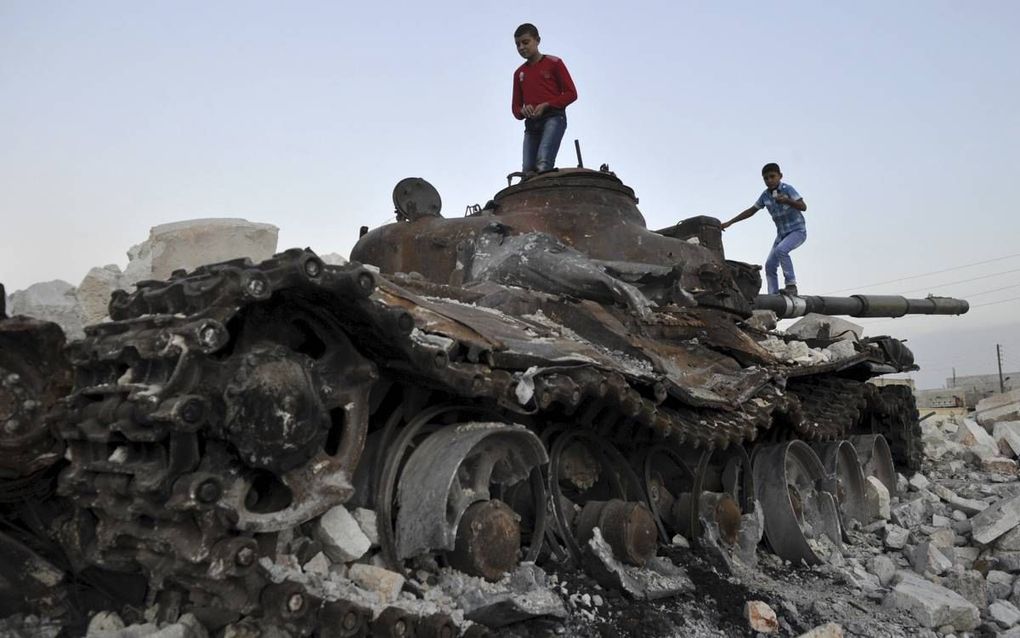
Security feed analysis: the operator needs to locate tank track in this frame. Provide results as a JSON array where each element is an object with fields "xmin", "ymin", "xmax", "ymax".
[
  {"xmin": 857, "ymin": 384, "xmax": 923, "ymax": 472},
  {"xmin": 50, "ymin": 249, "xmax": 891, "ymax": 626}
]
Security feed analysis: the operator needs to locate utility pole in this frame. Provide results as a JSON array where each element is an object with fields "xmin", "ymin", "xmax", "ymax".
[
  {"xmin": 998, "ymin": 344, "xmax": 1006, "ymax": 394},
  {"xmin": 952, "ymin": 367, "xmax": 956, "ymax": 388}
]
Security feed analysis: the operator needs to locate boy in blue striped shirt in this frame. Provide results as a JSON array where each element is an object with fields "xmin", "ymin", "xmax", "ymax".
[{"xmin": 722, "ymin": 162, "xmax": 808, "ymax": 295}]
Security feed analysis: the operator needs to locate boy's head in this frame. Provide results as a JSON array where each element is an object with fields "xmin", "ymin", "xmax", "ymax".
[
  {"xmin": 761, "ymin": 162, "xmax": 782, "ymax": 190},
  {"xmin": 514, "ymin": 23, "xmax": 541, "ymax": 61}
]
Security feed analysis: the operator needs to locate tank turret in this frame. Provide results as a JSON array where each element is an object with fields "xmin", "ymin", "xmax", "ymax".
[{"xmin": 352, "ymin": 169, "xmax": 969, "ymax": 321}]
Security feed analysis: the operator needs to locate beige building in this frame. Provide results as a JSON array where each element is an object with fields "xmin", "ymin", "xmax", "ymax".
[{"xmin": 916, "ymin": 388, "xmax": 968, "ymax": 418}]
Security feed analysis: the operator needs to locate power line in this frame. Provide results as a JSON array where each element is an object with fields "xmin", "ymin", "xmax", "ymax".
[
  {"xmin": 965, "ymin": 282, "xmax": 1020, "ymax": 298},
  {"xmin": 822, "ymin": 252, "xmax": 1020, "ymax": 294},
  {"xmin": 972, "ymin": 296, "xmax": 1020, "ymax": 309},
  {"xmin": 898, "ymin": 267, "xmax": 1020, "ymax": 295}
]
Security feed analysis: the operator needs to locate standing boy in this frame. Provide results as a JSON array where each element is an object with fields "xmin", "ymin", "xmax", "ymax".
[
  {"xmin": 511, "ymin": 23, "xmax": 577, "ymax": 175},
  {"xmin": 721, "ymin": 163, "xmax": 808, "ymax": 295}
]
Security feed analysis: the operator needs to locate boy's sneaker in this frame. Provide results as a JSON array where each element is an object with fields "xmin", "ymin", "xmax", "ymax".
[{"xmin": 781, "ymin": 284, "xmax": 799, "ymax": 296}]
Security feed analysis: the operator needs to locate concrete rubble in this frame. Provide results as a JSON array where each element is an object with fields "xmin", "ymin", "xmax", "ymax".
[
  {"xmin": 744, "ymin": 600, "xmax": 779, "ymax": 633},
  {"xmin": 977, "ymin": 389, "xmax": 1020, "ymax": 427},
  {"xmin": 5, "ymin": 218, "xmax": 286, "ymax": 336}
]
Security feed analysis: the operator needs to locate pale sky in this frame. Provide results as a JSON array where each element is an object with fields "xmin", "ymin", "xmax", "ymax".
[{"xmin": 2, "ymin": 1, "xmax": 1018, "ymax": 389}]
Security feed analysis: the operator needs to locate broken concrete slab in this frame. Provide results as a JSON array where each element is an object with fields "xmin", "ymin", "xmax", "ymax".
[
  {"xmin": 864, "ymin": 476, "xmax": 890, "ymax": 522},
  {"xmin": 302, "ymin": 552, "xmax": 330, "ymax": 577},
  {"xmin": 977, "ymin": 452, "xmax": 1018, "ymax": 476},
  {"xmin": 996, "ymin": 422, "xmax": 1020, "ymax": 458},
  {"xmin": 890, "ymin": 498, "xmax": 928, "ymax": 529},
  {"xmin": 352, "ymin": 508, "xmax": 379, "ymax": 547},
  {"xmin": 989, "ymin": 599, "xmax": 1020, "ymax": 629},
  {"xmin": 999, "ymin": 526, "xmax": 1020, "ymax": 552},
  {"xmin": 930, "ymin": 483, "xmax": 989, "ymax": 516},
  {"xmin": 927, "ymin": 527, "xmax": 955, "ymax": 550},
  {"xmin": 949, "ymin": 546, "xmax": 981, "ymax": 571},
  {"xmin": 942, "ymin": 569, "xmax": 988, "ymax": 610},
  {"xmin": 883, "ymin": 571, "xmax": 979, "ymax": 630},
  {"xmin": 979, "ymin": 404, "xmax": 1020, "ymax": 428},
  {"xmin": 795, "ymin": 623, "xmax": 844, "ymax": 638},
  {"xmin": 87, "ymin": 612, "xmax": 125, "ymax": 634},
  {"xmin": 955, "ymin": 419, "xmax": 1000, "ymax": 457},
  {"xmin": 884, "ymin": 524, "xmax": 909, "ymax": 550},
  {"xmin": 868, "ymin": 554, "xmax": 897, "ymax": 586},
  {"xmin": 347, "ymin": 564, "xmax": 405, "ymax": 604},
  {"xmin": 977, "ymin": 390, "xmax": 1020, "ymax": 427},
  {"xmin": 907, "ymin": 473, "xmax": 930, "ymax": 491},
  {"xmin": 978, "ymin": 389, "xmax": 1020, "ymax": 415},
  {"xmin": 314, "ymin": 505, "xmax": 371, "ymax": 563},
  {"xmin": 744, "ymin": 600, "xmax": 778, "ymax": 634},
  {"xmin": 148, "ymin": 218, "xmax": 279, "ymax": 281},
  {"xmin": 909, "ymin": 542, "xmax": 952, "ymax": 576},
  {"xmin": 972, "ymin": 495, "xmax": 1020, "ymax": 545},
  {"xmin": 76, "ymin": 265, "xmax": 123, "ymax": 325},
  {"xmin": 987, "ymin": 570, "xmax": 1014, "ymax": 601}
]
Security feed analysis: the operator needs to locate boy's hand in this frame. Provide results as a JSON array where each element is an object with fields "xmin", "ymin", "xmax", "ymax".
[
  {"xmin": 521, "ymin": 104, "xmax": 536, "ymax": 118},
  {"xmin": 533, "ymin": 103, "xmax": 549, "ymax": 117}
]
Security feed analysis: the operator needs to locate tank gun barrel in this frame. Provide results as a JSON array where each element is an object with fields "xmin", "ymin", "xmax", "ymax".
[{"xmin": 753, "ymin": 294, "xmax": 969, "ymax": 319}]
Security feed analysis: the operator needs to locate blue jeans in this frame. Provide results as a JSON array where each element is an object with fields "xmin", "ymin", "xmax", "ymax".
[
  {"xmin": 765, "ymin": 230, "xmax": 806, "ymax": 294},
  {"xmin": 523, "ymin": 113, "xmax": 567, "ymax": 172}
]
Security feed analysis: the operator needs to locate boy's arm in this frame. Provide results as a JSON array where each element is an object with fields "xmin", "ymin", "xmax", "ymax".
[
  {"xmin": 775, "ymin": 195, "xmax": 807, "ymax": 211},
  {"xmin": 775, "ymin": 185, "xmax": 806, "ymax": 211},
  {"xmin": 720, "ymin": 206, "xmax": 759, "ymax": 230},
  {"xmin": 511, "ymin": 71, "xmax": 525, "ymax": 120}
]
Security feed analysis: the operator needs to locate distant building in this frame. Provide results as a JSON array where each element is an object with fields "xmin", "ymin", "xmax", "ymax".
[
  {"xmin": 945, "ymin": 372, "xmax": 1019, "ymax": 408},
  {"xmin": 916, "ymin": 388, "xmax": 968, "ymax": 417}
]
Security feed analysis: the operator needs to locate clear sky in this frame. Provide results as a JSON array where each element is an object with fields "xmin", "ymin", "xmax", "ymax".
[{"xmin": 2, "ymin": 1, "xmax": 1018, "ymax": 389}]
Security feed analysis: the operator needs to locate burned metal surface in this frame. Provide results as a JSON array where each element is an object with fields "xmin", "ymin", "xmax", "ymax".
[{"xmin": 0, "ymin": 315, "xmax": 71, "ymax": 481}]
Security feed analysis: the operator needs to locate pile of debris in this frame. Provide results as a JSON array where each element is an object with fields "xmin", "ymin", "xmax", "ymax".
[{"xmin": 3, "ymin": 219, "xmax": 347, "ymax": 338}]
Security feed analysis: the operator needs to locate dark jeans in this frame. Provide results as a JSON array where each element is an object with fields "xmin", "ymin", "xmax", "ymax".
[{"xmin": 522, "ymin": 112, "xmax": 567, "ymax": 172}]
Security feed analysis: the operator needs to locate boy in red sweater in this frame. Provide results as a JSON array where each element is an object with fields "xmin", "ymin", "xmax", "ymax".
[{"xmin": 512, "ymin": 23, "xmax": 577, "ymax": 174}]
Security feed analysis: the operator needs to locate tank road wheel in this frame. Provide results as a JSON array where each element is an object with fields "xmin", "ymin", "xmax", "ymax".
[
  {"xmin": 547, "ymin": 430, "xmax": 658, "ymax": 567},
  {"xmin": 212, "ymin": 297, "xmax": 377, "ymax": 532},
  {"xmin": 386, "ymin": 421, "xmax": 548, "ymax": 581},
  {"xmin": 753, "ymin": 441, "xmax": 842, "ymax": 565},
  {"xmin": 811, "ymin": 440, "xmax": 869, "ymax": 532},
  {"xmin": 849, "ymin": 434, "xmax": 898, "ymax": 497},
  {"xmin": 671, "ymin": 446, "xmax": 758, "ymax": 561},
  {"xmin": 641, "ymin": 445, "xmax": 697, "ymax": 542}
]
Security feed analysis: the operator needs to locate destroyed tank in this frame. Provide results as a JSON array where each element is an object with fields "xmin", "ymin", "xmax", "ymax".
[{"xmin": 0, "ymin": 169, "xmax": 969, "ymax": 635}]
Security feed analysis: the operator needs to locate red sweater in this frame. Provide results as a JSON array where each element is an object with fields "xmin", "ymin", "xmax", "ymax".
[{"xmin": 511, "ymin": 55, "xmax": 577, "ymax": 120}]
